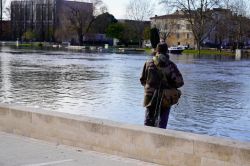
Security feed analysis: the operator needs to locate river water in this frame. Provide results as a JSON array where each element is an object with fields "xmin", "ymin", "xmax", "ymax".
[{"xmin": 0, "ymin": 46, "xmax": 250, "ymax": 142}]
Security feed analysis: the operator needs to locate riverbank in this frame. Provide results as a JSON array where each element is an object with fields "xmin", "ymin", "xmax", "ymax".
[
  {"xmin": 0, "ymin": 104, "xmax": 249, "ymax": 166},
  {"xmin": 144, "ymin": 47, "xmax": 250, "ymax": 57},
  {"xmin": 182, "ymin": 49, "xmax": 250, "ymax": 57},
  {"xmin": 3, "ymin": 41, "xmax": 250, "ymax": 57},
  {"xmin": 183, "ymin": 49, "xmax": 235, "ymax": 56},
  {"xmin": 1, "ymin": 41, "xmax": 147, "ymax": 54}
]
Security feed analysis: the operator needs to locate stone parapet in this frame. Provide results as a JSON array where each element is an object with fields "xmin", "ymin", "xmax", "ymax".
[{"xmin": 0, "ymin": 104, "xmax": 249, "ymax": 166}]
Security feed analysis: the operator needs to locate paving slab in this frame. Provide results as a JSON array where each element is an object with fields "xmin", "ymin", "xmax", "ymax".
[{"xmin": 0, "ymin": 132, "xmax": 162, "ymax": 166}]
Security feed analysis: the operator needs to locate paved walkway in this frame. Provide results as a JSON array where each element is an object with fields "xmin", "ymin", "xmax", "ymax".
[{"xmin": 0, "ymin": 132, "xmax": 162, "ymax": 166}]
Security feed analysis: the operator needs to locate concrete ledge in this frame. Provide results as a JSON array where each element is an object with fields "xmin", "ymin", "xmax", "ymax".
[{"xmin": 0, "ymin": 104, "xmax": 249, "ymax": 166}]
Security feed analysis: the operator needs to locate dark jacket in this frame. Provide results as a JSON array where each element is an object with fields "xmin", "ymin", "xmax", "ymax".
[{"xmin": 140, "ymin": 54, "xmax": 184, "ymax": 107}]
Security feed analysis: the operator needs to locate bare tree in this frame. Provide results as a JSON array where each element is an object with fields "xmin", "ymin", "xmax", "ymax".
[
  {"xmin": 1, "ymin": 0, "xmax": 2, "ymax": 38},
  {"xmin": 126, "ymin": 0, "xmax": 154, "ymax": 47},
  {"xmin": 230, "ymin": 14, "xmax": 250, "ymax": 48},
  {"xmin": 126, "ymin": 0, "xmax": 154, "ymax": 21},
  {"xmin": 63, "ymin": 0, "xmax": 106, "ymax": 45},
  {"xmin": 159, "ymin": 0, "xmax": 177, "ymax": 14},
  {"xmin": 0, "ymin": 0, "xmax": 7, "ymax": 38},
  {"xmin": 64, "ymin": 4, "xmax": 93, "ymax": 45},
  {"xmin": 11, "ymin": 0, "xmax": 25, "ymax": 40},
  {"xmin": 221, "ymin": 0, "xmax": 250, "ymax": 48},
  {"xmin": 213, "ymin": 11, "xmax": 231, "ymax": 47},
  {"xmin": 155, "ymin": 18, "xmax": 178, "ymax": 41},
  {"xmin": 223, "ymin": 0, "xmax": 248, "ymax": 16},
  {"xmin": 92, "ymin": 0, "xmax": 107, "ymax": 16},
  {"xmin": 4, "ymin": 5, "xmax": 11, "ymax": 20},
  {"xmin": 159, "ymin": 0, "xmax": 222, "ymax": 51},
  {"xmin": 54, "ymin": 21, "xmax": 71, "ymax": 43}
]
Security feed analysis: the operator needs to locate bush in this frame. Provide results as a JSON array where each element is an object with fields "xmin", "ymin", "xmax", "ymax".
[{"xmin": 22, "ymin": 30, "xmax": 37, "ymax": 42}]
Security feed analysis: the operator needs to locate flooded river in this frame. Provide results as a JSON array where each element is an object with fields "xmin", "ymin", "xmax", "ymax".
[{"xmin": 0, "ymin": 46, "xmax": 249, "ymax": 142}]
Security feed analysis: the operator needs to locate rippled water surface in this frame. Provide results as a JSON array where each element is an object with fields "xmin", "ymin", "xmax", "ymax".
[{"xmin": 0, "ymin": 46, "xmax": 250, "ymax": 142}]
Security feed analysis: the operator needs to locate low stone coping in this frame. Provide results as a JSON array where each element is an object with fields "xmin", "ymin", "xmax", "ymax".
[{"xmin": 0, "ymin": 104, "xmax": 249, "ymax": 166}]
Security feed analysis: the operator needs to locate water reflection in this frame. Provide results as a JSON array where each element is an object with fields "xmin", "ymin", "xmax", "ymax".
[
  {"xmin": 0, "ymin": 46, "xmax": 249, "ymax": 142},
  {"xmin": 171, "ymin": 54, "xmax": 250, "ymax": 141}
]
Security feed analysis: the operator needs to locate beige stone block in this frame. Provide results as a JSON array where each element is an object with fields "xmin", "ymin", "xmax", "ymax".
[
  {"xmin": 0, "ymin": 104, "xmax": 250, "ymax": 166},
  {"xmin": 153, "ymin": 150, "xmax": 201, "ymax": 166},
  {"xmin": 30, "ymin": 113, "xmax": 60, "ymax": 140},
  {"xmin": 231, "ymin": 147, "xmax": 250, "ymax": 166},
  {"xmin": 1, "ymin": 108, "xmax": 33, "ymax": 136},
  {"xmin": 224, "ymin": 162, "xmax": 242, "ymax": 166},
  {"xmin": 0, "ymin": 108, "xmax": 9, "ymax": 131},
  {"xmin": 194, "ymin": 140, "xmax": 250, "ymax": 166},
  {"xmin": 10, "ymin": 108, "xmax": 32, "ymax": 120},
  {"xmin": 148, "ymin": 133, "xmax": 194, "ymax": 154},
  {"xmin": 201, "ymin": 158, "xmax": 225, "ymax": 166},
  {"xmin": 0, "ymin": 107, "xmax": 9, "ymax": 116},
  {"xmin": 194, "ymin": 141, "xmax": 234, "ymax": 160},
  {"xmin": 202, "ymin": 158, "xmax": 249, "ymax": 166}
]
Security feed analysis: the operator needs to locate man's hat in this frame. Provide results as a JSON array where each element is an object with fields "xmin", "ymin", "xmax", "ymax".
[{"xmin": 156, "ymin": 43, "xmax": 168, "ymax": 55}]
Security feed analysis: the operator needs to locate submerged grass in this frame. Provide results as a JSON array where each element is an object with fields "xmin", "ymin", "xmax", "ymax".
[
  {"xmin": 144, "ymin": 48, "xmax": 235, "ymax": 56},
  {"xmin": 183, "ymin": 49, "xmax": 234, "ymax": 56},
  {"xmin": 144, "ymin": 48, "xmax": 153, "ymax": 54},
  {"xmin": 17, "ymin": 42, "xmax": 44, "ymax": 47}
]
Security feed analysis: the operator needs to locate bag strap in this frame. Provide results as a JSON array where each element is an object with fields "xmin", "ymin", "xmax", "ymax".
[{"xmin": 156, "ymin": 66, "xmax": 173, "ymax": 89}]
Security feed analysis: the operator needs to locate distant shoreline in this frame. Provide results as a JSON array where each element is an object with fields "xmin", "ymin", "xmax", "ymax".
[{"xmin": 2, "ymin": 42, "xmax": 250, "ymax": 56}]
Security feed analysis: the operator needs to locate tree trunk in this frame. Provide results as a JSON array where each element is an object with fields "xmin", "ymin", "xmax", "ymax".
[
  {"xmin": 138, "ymin": 39, "xmax": 142, "ymax": 48},
  {"xmin": 196, "ymin": 42, "xmax": 201, "ymax": 55},
  {"xmin": 78, "ymin": 33, "xmax": 83, "ymax": 46},
  {"xmin": 0, "ymin": 0, "xmax": 2, "ymax": 39}
]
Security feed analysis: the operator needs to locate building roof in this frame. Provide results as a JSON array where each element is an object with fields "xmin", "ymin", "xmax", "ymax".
[
  {"xmin": 118, "ymin": 19, "xmax": 150, "ymax": 24},
  {"xmin": 150, "ymin": 14, "xmax": 188, "ymax": 20},
  {"xmin": 150, "ymin": 8, "xmax": 233, "ymax": 20}
]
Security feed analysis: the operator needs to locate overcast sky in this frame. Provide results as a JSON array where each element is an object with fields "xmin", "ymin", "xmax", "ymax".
[
  {"xmin": 3, "ymin": 0, "xmax": 250, "ymax": 19},
  {"xmin": 102, "ymin": 0, "xmax": 164, "ymax": 20},
  {"xmin": 102, "ymin": 0, "xmax": 128, "ymax": 19},
  {"xmin": 3, "ymin": 0, "xmax": 163, "ymax": 20}
]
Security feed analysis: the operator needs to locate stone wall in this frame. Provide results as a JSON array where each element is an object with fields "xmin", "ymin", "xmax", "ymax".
[{"xmin": 0, "ymin": 104, "xmax": 249, "ymax": 166}]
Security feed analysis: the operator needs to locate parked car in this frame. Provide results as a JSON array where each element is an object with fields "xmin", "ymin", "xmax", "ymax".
[
  {"xmin": 178, "ymin": 45, "xmax": 189, "ymax": 49},
  {"xmin": 62, "ymin": 41, "xmax": 70, "ymax": 46},
  {"xmin": 244, "ymin": 45, "xmax": 250, "ymax": 49},
  {"xmin": 144, "ymin": 43, "xmax": 152, "ymax": 48}
]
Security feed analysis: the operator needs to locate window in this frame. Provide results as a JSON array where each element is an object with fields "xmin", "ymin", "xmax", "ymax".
[
  {"xmin": 47, "ymin": 5, "xmax": 53, "ymax": 21},
  {"xmin": 186, "ymin": 24, "xmax": 191, "ymax": 30},
  {"xmin": 25, "ymin": 6, "xmax": 32, "ymax": 21},
  {"xmin": 36, "ymin": 4, "xmax": 42, "ymax": 21},
  {"xmin": 176, "ymin": 33, "xmax": 180, "ymax": 39},
  {"xmin": 187, "ymin": 33, "xmax": 189, "ymax": 39},
  {"xmin": 164, "ymin": 24, "xmax": 168, "ymax": 30},
  {"xmin": 176, "ymin": 24, "xmax": 180, "ymax": 29}
]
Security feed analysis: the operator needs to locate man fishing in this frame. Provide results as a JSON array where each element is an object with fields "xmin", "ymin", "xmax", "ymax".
[{"xmin": 140, "ymin": 43, "xmax": 184, "ymax": 129}]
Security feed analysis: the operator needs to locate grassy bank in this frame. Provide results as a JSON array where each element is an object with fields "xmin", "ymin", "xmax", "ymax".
[
  {"xmin": 183, "ymin": 49, "xmax": 234, "ymax": 56},
  {"xmin": 144, "ymin": 47, "xmax": 153, "ymax": 54},
  {"xmin": 144, "ymin": 48, "xmax": 235, "ymax": 56},
  {"xmin": 17, "ymin": 42, "xmax": 44, "ymax": 47}
]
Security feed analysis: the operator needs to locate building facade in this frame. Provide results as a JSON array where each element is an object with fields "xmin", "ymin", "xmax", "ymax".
[
  {"xmin": 151, "ymin": 9, "xmax": 250, "ymax": 48},
  {"xmin": 207, "ymin": 8, "xmax": 250, "ymax": 48},
  {"xmin": 11, "ymin": 0, "xmax": 93, "ymax": 42},
  {"xmin": 0, "ymin": 20, "xmax": 11, "ymax": 40},
  {"xmin": 118, "ymin": 19, "xmax": 150, "ymax": 47},
  {"xmin": 150, "ymin": 10, "xmax": 195, "ymax": 48}
]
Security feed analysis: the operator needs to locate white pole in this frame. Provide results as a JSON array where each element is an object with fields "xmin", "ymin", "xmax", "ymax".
[{"xmin": 235, "ymin": 49, "xmax": 242, "ymax": 60}]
